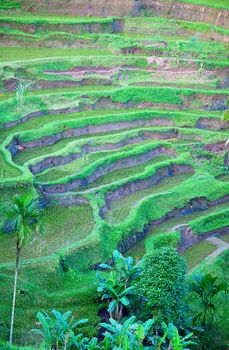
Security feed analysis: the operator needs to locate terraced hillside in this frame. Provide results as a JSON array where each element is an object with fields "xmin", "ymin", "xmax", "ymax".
[{"xmin": 0, "ymin": 0, "xmax": 229, "ymax": 346}]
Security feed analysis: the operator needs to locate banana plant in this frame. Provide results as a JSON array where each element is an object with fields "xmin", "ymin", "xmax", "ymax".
[
  {"xmin": 32, "ymin": 310, "xmax": 88, "ymax": 350},
  {"xmin": 155, "ymin": 323, "xmax": 194, "ymax": 350},
  {"xmin": 97, "ymin": 270, "xmax": 134, "ymax": 320},
  {"xmin": 15, "ymin": 81, "xmax": 30, "ymax": 110},
  {"xmin": 97, "ymin": 250, "xmax": 142, "ymax": 320},
  {"xmin": 100, "ymin": 316, "xmax": 154, "ymax": 349}
]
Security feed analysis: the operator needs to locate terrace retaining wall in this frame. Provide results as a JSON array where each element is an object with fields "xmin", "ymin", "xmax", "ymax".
[
  {"xmin": 30, "ymin": 129, "xmax": 178, "ymax": 174},
  {"xmin": 117, "ymin": 194, "xmax": 229, "ymax": 254},
  {"xmin": 102, "ymin": 163, "xmax": 193, "ymax": 212},
  {"xmin": 21, "ymin": 1, "xmax": 229, "ymax": 29},
  {"xmin": 40, "ymin": 147, "xmax": 176, "ymax": 193}
]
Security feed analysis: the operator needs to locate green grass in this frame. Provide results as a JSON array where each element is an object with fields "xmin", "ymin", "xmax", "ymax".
[
  {"xmin": 35, "ymin": 150, "xmax": 113, "ymax": 182},
  {"xmin": 189, "ymin": 208, "xmax": 229, "ymax": 234},
  {"xmin": 183, "ymin": 240, "xmax": 217, "ymax": 270},
  {"xmin": 84, "ymin": 154, "xmax": 171, "ymax": 190},
  {"xmin": 125, "ymin": 201, "xmax": 229, "ymax": 261},
  {"xmin": 106, "ymin": 173, "xmax": 192, "ymax": 224},
  {"xmin": 0, "ymin": 46, "xmax": 112, "ymax": 62},
  {"xmin": 0, "ymin": 153, "xmax": 21, "ymax": 178},
  {"xmin": 164, "ymin": 0, "xmax": 229, "ymax": 10},
  {"xmin": 0, "ymin": 14, "xmax": 115, "ymax": 24},
  {"xmin": 221, "ymin": 233, "xmax": 229, "ymax": 244},
  {"xmin": 0, "ymin": 204, "xmax": 94, "ymax": 263}
]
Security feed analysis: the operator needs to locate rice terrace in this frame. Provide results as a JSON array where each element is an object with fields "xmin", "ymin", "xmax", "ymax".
[{"xmin": 0, "ymin": 0, "xmax": 229, "ymax": 349}]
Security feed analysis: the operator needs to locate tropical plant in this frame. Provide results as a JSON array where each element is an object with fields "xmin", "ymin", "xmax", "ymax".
[
  {"xmin": 100, "ymin": 315, "xmax": 154, "ymax": 349},
  {"xmin": 15, "ymin": 81, "xmax": 30, "ymax": 110},
  {"xmin": 1, "ymin": 192, "xmax": 43, "ymax": 345},
  {"xmin": 33, "ymin": 310, "xmax": 89, "ymax": 350},
  {"xmin": 137, "ymin": 248, "xmax": 187, "ymax": 328},
  {"xmin": 97, "ymin": 250, "xmax": 142, "ymax": 320},
  {"xmin": 188, "ymin": 273, "xmax": 228, "ymax": 349},
  {"xmin": 157, "ymin": 323, "xmax": 194, "ymax": 350},
  {"xmin": 33, "ymin": 310, "xmax": 194, "ymax": 350}
]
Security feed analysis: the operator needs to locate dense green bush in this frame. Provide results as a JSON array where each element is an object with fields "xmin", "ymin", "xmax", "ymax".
[{"xmin": 138, "ymin": 248, "xmax": 187, "ymax": 327}]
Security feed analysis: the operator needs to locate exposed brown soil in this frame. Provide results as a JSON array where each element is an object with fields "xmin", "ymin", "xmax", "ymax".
[
  {"xmin": 101, "ymin": 163, "xmax": 193, "ymax": 213},
  {"xmin": 21, "ymin": 0, "xmax": 229, "ymax": 28},
  {"xmin": 2, "ymin": 77, "xmax": 112, "ymax": 92},
  {"xmin": 196, "ymin": 117, "xmax": 229, "ymax": 129},
  {"xmin": 178, "ymin": 224, "xmax": 229, "ymax": 253},
  {"xmin": 17, "ymin": 117, "xmax": 174, "ymax": 149},
  {"xmin": 30, "ymin": 129, "xmax": 178, "ymax": 174}
]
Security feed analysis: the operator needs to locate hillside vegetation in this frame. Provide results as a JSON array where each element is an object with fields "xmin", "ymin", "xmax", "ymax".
[{"xmin": 0, "ymin": 0, "xmax": 228, "ymax": 349}]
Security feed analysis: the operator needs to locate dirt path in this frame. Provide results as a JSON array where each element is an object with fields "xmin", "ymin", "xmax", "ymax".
[
  {"xmin": 204, "ymin": 236, "xmax": 229, "ymax": 263},
  {"xmin": 189, "ymin": 236, "xmax": 229, "ymax": 274}
]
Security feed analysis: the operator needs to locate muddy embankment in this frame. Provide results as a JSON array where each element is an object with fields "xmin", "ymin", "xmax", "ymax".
[
  {"xmin": 40, "ymin": 146, "xmax": 176, "ymax": 194},
  {"xmin": 0, "ymin": 18, "xmax": 124, "ymax": 35},
  {"xmin": 117, "ymin": 194, "xmax": 229, "ymax": 255},
  {"xmin": 11, "ymin": 117, "xmax": 174, "ymax": 152},
  {"xmin": 21, "ymin": 0, "xmax": 229, "ymax": 29},
  {"xmin": 2, "ymin": 77, "xmax": 113, "ymax": 92},
  {"xmin": 37, "ymin": 188, "xmax": 89, "ymax": 207},
  {"xmin": 2, "ymin": 97, "xmax": 176, "ymax": 129},
  {"xmin": 177, "ymin": 224, "xmax": 229, "ymax": 253},
  {"xmin": 101, "ymin": 163, "xmax": 193, "ymax": 214},
  {"xmin": 196, "ymin": 117, "xmax": 229, "ymax": 130},
  {"xmin": 29, "ymin": 129, "xmax": 179, "ymax": 174}
]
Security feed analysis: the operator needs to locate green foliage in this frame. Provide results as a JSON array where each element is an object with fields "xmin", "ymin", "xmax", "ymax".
[
  {"xmin": 188, "ymin": 273, "xmax": 228, "ymax": 349},
  {"xmin": 33, "ymin": 310, "xmax": 88, "ymax": 350},
  {"xmin": 97, "ymin": 250, "xmax": 142, "ymax": 320},
  {"xmin": 32, "ymin": 309, "xmax": 194, "ymax": 349},
  {"xmin": 138, "ymin": 248, "xmax": 187, "ymax": 327},
  {"xmin": 148, "ymin": 231, "xmax": 180, "ymax": 250},
  {"xmin": 189, "ymin": 208, "xmax": 229, "ymax": 234},
  {"xmin": 15, "ymin": 82, "xmax": 30, "ymax": 110},
  {"xmin": 1, "ymin": 192, "xmax": 43, "ymax": 247}
]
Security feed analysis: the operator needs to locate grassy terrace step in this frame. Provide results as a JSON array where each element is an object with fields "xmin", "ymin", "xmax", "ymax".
[
  {"xmin": 40, "ymin": 173, "xmax": 229, "ymax": 272},
  {"xmin": 183, "ymin": 240, "xmax": 217, "ymax": 270},
  {"xmin": 2, "ymin": 124, "xmax": 227, "ymax": 184},
  {"xmin": 1, "ymin": 86, "xmax": 228, "ymax": 128},
  {"xmin": 34, "ymin": 140, "xmax": 172, "ymax": 181},
  {"xmin": 188, "ymin": 207, "xmax": 229, "ymax": 234},
  {"xmin": 0, "ymin": 15, "xmax": 120, "ymax": 35},
  {"xmin": 124, "ymin": 17, "xmax": 229, "ymax": 38},
  {"xmin": 0, "ymin": 204, "xmax": 94, "ymax": 263},
  {"xmin": 0, "ymin": 52, "xmax": 228, "ymax": 71},
  {"xmin": 126, "ymin": 201, "xmax": 229, "ymax": 260},
  {"xmin": 101, "ymin": 173, "xmax": 229, "ymax": 243},
  {"xmin": 0, "ymin": 26, "xmax": 227, "ymax": 60},
  {"xmin": 11, "ymin": 110, "xmax": 228, "ymax": 145},
  {"xmin": 38, "ymin": 142, "xmax": 174, "ymax": 188},
  {"xmin": 80, "ymin": 155, "xmax": 172, "ymax": 190},
  {"xmin": 105, "ymin": 173, "xmax": 192, "ymax": 224}
]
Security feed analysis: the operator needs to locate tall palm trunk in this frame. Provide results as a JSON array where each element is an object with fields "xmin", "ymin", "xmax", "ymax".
[{"xmin": 10, "ymin": 240, "xmax": 20, "ymax": 345}]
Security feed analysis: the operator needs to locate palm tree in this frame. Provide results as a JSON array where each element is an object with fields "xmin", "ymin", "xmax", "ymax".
[
  {"xmin": 189, "ymin": 273, "xmax": 228, "ymax": 349},
  {"xmin": 1, "ymin": 192, "xmax": 43, "ymax": 345}
]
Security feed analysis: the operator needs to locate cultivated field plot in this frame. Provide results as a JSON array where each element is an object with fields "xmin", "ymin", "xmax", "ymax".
[{"xmin": 0, "ymin": 0, "xmax": 229, "ymax": 345}]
